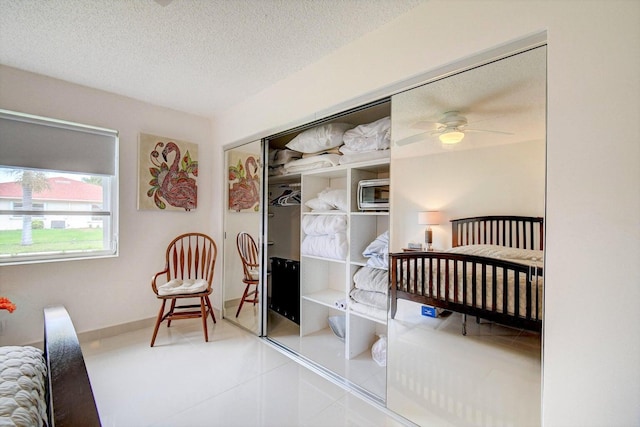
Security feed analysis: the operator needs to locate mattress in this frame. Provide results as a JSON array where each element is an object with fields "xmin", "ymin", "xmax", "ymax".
[{"xmin": 0, "ymin": 345, "xmax": 48, "ymax": 427}]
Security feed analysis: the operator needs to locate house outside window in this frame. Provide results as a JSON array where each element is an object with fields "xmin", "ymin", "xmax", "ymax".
[
  {"xmin": 11, "ymin": 202, "xmax": 44, "ymax": 218},
  {"xmin": 0, "ymin": 109, "xmax": 118, "ymax": 265}
]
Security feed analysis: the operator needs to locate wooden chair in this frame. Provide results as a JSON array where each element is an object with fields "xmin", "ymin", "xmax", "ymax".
[
  {"xmin": 150, "ymin": 233, "xmax": 217, "ymax": 346},
  {"xmin": 235, "ymin": 232, "xmax": 259, "ymax": 317}
]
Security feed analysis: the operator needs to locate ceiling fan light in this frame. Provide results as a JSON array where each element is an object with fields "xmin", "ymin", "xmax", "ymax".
[{"xmin": 439, "ymin": 130, "xmax": 465, "ymax": 145}]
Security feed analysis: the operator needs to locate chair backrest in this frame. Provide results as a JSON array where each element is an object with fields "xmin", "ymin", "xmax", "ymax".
[
  {"xmin": 163, "ymin": 233, "xmax": 217, "ymax": 289},
  {"xmin": 236, "ymin": 232, "xmax": 259, "ymax": 282}
]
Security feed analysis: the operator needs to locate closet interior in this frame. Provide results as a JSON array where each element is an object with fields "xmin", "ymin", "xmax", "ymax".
[{"xmin": 265, "ymin": 100, "xmax": 391, "ymax": 401}]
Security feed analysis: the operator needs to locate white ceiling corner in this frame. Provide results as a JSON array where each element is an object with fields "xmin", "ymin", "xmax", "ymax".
[{"xmin": 0, "ymin": 0, "xmax": 425, "ymax": 117}]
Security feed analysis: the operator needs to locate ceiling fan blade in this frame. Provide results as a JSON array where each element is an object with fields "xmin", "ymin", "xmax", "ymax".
[{"xmin": 394, "ymin": 132, "xmax": 431, "ymax": 146}]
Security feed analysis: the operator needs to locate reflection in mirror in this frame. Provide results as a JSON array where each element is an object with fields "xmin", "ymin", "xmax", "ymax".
[
  {"xmin": 223, "ymin": 140, "xmax": 262, "ymax": 334},
  {"xmin": 388, "ymin": 46, "xmax": 546, "ymax": 426}
]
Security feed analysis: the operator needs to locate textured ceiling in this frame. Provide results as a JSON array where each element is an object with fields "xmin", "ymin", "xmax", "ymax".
[
  {"xmin": 392, "ymin": 46, "xmax": 547, "ymax": 157},
  {"xmin": 0, "ymin": 0, "xmax": 423, "ymax": 117}
]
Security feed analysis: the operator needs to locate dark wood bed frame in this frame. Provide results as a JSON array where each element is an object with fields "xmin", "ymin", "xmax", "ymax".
[
  {"xmin": 44, "ymin": 305, "xmax": 101, "ymax": 426},
  {"xmin": 390, "ymin": 215, "xmax": 544, "ymax": 333}
]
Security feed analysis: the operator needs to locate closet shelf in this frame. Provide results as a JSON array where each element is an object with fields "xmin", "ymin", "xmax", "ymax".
[
  {"xmin": 350, "ymin": 211, "xmax": 389, "ymax": 216},
  {"xmin": 268, "ymin": 173, "xmax": 301, "ymax": 184},
  {"xmin": 301, "ymin": 254, "xmax": 346, "ymax": 264},
  {"xmin": 301, "ymin": 211, "xmax": 347, "ymax": 216},
  {"xmin": 301, "ymin": 158, "xmax": 390, "ymax": 178},
  {"xmin": 302, "ymin": 289, "xmax": 345, "ymax": 309},
  {"xmin": 349, "ymin": 259, "xmax": 369, "ymax": 267},
  {"xmin": 349, "ymin": 309, "xmax": 387, "ymax": 325}
]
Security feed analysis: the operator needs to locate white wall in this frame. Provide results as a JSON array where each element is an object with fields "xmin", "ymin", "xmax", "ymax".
[
  {"xmin": 0, "ymin": 65, "xmax": 219, "ymax": 345},
  {"xmin": 392, "ymin": 140, "xmax": 545, "ymax": 251},
  {"xmin": 212, "ymin": 1, "xmax": 640, "ymax": 426}
]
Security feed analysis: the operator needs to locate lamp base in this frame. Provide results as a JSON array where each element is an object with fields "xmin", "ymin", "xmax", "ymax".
[{"xmin": 425, "ymin": 228, "xmax": 433, "ymax": 252}]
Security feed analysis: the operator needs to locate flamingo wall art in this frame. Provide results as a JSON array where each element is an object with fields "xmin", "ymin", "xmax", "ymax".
[
  {"xmin": 227, "ymin": 150, "xmax": 261, "ymax": 212},
  {"xmin": 138, "ymin": 133, "xmax": 198, "ymax": 211}
]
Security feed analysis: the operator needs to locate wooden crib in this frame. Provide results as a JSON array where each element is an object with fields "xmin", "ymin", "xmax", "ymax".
[{"xmin": 390, "ymin": 215, "xmax": 544, "ymax": 333}]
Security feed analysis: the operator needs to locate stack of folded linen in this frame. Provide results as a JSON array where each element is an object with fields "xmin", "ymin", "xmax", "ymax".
[
  {"xmin": 349, "ymin": 265, "xmax": 388, "ymax": 321},
  {"xmin": 339, "ymin": 116, "xmax": 391, "ymax": 165}
]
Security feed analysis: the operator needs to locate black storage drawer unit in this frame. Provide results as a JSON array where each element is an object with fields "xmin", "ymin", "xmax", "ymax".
[{"xmin": 270, "ymin": 257, "xmax": 300, "ymax": 324}]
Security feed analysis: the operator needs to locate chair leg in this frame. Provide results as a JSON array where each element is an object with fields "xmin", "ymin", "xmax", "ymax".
[
  {"xmin": 200, "ymin": 297, "xmax": 208, "ymax": 342},
  {"xmin": 253, "ymin": 286, "xmax": 259, "ymax": 306},
  {"xmin": 235, "ymin": 285, "xmax": 250, "ymax": 317},
  {"xmin": 205, "ymin": 295, "xmax": 216, "ymax": 323},
  {"xmin": 167, "ymin": 299, "xmax": 177, "ymax": 327},
  {"xmin": 150, "ymin": 299, "xmax": 167, "ymax": 347}
]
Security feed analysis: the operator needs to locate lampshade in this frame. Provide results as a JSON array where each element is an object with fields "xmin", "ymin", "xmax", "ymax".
[
  {"xmin": 439, "ymin": 130, "xmax": 465, "ymax": 145},
  {"xmin": 418, "ymin": 211, "xmax": 442, "ymax": 225}
]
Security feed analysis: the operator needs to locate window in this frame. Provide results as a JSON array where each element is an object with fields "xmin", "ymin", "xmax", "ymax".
[
  {"xmin": 12, "ymin": 202, "xmax": 44, "ymax": 217},
  {"xmin": 0, "ymin": 109, "xmax": 118, "ymax": 265}
]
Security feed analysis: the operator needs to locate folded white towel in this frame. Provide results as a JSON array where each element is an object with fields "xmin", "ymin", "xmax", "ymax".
[
  {"xmin": 349, "ymin": 301, "xmax": 387, "ymax": 321},
  {"xmin": 157, "ymin": 278, "xmax": 208, "ymax": 296},
  {"xmin": 349, "ymin": 288, "xmax": 387, "ymax": 310},
  {"xmin": 353, "ymin": 266, "xmax": 388, "ymax": 293}
]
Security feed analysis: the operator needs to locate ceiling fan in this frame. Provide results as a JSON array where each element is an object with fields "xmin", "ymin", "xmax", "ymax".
[{"xmin": 395, "ymin": 111, "xmax": 513, "ymax": 147}]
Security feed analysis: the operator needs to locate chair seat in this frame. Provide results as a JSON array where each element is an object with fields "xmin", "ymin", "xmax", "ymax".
[
  {"xmin": 157, "ymin": 278, "xmax": 208, "ymax": 296},
  {"xmin": 155, "ymin": 288, "xmax": 212, "ymax": 299},
  {"xmin": 247, "ymin": 268, "xmax": 260, "ymax": 281}
]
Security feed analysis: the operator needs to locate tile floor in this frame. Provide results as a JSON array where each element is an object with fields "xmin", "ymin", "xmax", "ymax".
[
  {"xmin": 266, "ymin": 310, "xmax": 387, "ymax": 401},
  {"xmin": 82, "ymin": 313, "xmax": 408, "ymax": 427},
  {"xmin": 386, "ymin": 300, "xmax": 542, "ymax": 427},
  {"xmin": 82, "ymin": 303, "xmax": 541, "ymax": 427}
]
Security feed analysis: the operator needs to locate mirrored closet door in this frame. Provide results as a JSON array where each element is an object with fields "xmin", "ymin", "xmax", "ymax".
[
  {"xmin": 387, "ymin": 46, "xmax": 546, "ymax": 426},
  {"xmin": 223, "ymin": 140, "xmax": 263, "ymax": 335}
]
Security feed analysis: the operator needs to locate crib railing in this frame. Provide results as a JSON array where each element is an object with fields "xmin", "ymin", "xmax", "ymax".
[{"xmin": 390, "ymin": 252, "xmax": 543, "ymax": 332}]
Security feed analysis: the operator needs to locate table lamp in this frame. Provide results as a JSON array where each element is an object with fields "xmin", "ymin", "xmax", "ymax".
[{"xmin": 418, "ymin": 211, "xmax": 442, "ymax": 251}]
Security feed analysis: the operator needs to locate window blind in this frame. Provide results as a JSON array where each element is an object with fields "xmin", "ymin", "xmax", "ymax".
[{"xmin": 0, "ymin": 109, "xmax": 118, "ymax": 176}]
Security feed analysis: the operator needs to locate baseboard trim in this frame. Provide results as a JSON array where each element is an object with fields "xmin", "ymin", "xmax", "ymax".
[
  {"xmin": 77, "ymin": 317, "xmax": 157, "ymax": 344},
  {"xmin": 224, "ymin": 298, "xmax": 241, "ymax": 309},
  {"xmin": 24, "ymin": 316, "xmax": 157, "ymax": 350}
]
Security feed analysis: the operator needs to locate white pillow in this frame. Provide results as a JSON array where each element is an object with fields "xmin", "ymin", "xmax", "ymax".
[
  {"xmin": 318, "ymin": 188, "xmax": 348, "ymax": 212},
  {"xmin": 270, "ymin": 149, "xmax": 302, "ymax": 166},
  {"xmin": 285, "ymin": 123, "xmax": 353, "ymax": 153},
  {"xmin": 342, "ymin": 116, "xmax": 391, "ymax": 151},
  {"xmin": 305, "ymin": 198, "xmax": 335, "ymax": 211}
]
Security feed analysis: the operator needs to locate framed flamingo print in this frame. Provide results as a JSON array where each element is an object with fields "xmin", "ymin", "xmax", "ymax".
[
  {"xmin": 227, "ymin": 149, "xmax": 261, "ymax": 212},
  {"xmin": 138, "ymin": 133, "xmax": 198, "ymax": 211}
]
